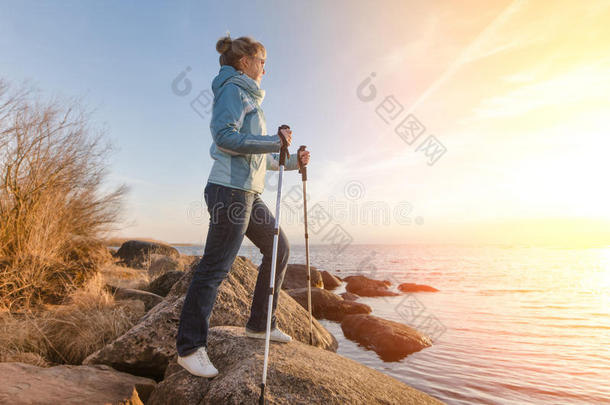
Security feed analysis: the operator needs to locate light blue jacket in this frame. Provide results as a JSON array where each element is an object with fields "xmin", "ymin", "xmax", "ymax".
[{"xmin": 207, "ymin": 65, "xmax": 299, "ymax": 194}]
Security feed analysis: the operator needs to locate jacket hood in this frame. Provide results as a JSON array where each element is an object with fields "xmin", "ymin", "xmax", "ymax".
[{"xmin": 211, "ymin": 65, "xmax": 266, "ymax": 105}]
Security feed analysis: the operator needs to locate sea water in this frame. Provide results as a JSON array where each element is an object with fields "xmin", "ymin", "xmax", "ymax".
[{"xmin": 174, "ymin": 244, "xmax": 610, "ymax": 405}]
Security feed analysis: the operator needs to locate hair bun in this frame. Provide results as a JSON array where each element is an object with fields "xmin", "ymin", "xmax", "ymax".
[{"xmin": 216, "ymin": 36, "xmax": 232, "ymax": 54}]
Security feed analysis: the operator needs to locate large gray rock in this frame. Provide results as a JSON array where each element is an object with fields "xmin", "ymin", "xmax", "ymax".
[
  {"xmin": 0, "ymin": 362, "xmax": 155, "ymax": 405},
  {"xmin": 148, "ymin": 326, "xmax": 443, "ymax": 405},
  {"xmin": 320, "ymin": 270, "xmax": 342, "ymax": 290},
  {"xmin": 115, "ymin": 240, "xmax": 179, "ymax": 269},
  {"xmin": 148, "ymin": 254, "xmax": 179, "ymax": 278},
  {"xmin": 85, "ymin": 257, "xmax": 337, "ymax": 379},
  {"xmin": 145, "ymin": 270, "xmax": 184, "ymax": 297},
  {"xmin": 281, "ymin": 264, "xmax": 323, "ymax": 290},
  {"xmin": 341, "ymin": 314, "xmax": 432, "ymax": 361},
  {"xmin": 344, "ymin": 275, "xmax": 399, "ymax": 297},
  {"xmin": 286, "ymin": 287, "xmax": 371, "ymax": 321},
  {"xmin": 148, "ymin": 367, "xmax": 206, "ymax": 405}
]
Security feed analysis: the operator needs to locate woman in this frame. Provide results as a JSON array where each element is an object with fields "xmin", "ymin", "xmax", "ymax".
[{"xmin": 176, "ymin": 35, "xmax": 310, "ymax": 378}]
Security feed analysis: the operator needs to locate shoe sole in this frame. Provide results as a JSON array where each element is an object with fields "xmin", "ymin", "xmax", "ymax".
[
  {"xmin": 245, "ymin": 330, "xmax": 292, "ymax": 343},
  {"xmin": 177, "ymin": 357, "xmax": 219, "ymax": 378}
]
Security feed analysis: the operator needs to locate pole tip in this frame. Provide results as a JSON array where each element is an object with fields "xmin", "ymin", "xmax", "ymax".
[{"xmin": 259, "ymin": 383, "xmax": 266, "ymax": 405}]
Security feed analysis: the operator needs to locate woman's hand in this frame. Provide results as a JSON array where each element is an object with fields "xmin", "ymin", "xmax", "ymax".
[
  {"xmin": 278, "ymin": 125, "xmax": 292, "ymax": 147},
  {"xmin": 298, "ymin": 149, "xmax": 310, "ymax": 165}
]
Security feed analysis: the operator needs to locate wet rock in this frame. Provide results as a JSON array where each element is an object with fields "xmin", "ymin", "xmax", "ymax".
[
  {"xmin": 343, "ymin": 275, "xmax": 399, "ymax": 297},
  {"xmin": 286, "ymin": 287, "xmax": 371, "ymax": 321},
  {"xmin": 281, "ymin": 264, "xmax": 323, "ymax": 290},
  {"xmin": 341, "ymin": 314, "xmax": 432, "ymax": 361},
  {"xmin": 340, "ymin": 291, "xmax": 360, "ymax": 301},
  {"xmin": 398, "ymin": 283, "xmax": 439, "ymax": 293},
  {"xmin": 320, "ymin": 270, "xmax": 341, "ymax": 290}
]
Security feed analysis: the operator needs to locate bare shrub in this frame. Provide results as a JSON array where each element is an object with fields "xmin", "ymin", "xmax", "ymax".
[{"xmin": 0, "ymin": 79, "xmax": 128, "ymax": 310}]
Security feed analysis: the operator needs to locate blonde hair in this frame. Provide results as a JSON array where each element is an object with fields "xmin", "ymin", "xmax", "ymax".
[{"xmin": 216, "ymin": 34, "xmax": 266, "ymax": 70}]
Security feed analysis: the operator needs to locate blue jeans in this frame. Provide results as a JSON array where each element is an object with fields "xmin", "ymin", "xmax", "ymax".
[{"xmin": 176, "ymin": 182, "xmax": 290, "ymax": 356}]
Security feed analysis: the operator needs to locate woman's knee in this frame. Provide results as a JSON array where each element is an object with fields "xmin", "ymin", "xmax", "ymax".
[{"xmin": 192, "ymin": 258, "xmax": 230, "ymax": 285}]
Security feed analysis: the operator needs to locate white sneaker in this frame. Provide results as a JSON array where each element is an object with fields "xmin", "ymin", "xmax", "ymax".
[
  {"xmin": 177, "ymin": 346, "xmax": 219, "ymax": 378},
  {"xmin": 245, "ymin": 326, "xmax": 292, "ymax": 343}
]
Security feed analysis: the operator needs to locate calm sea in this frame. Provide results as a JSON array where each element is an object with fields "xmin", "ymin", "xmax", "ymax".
[{"xmin": 173, "ymin": 244, "xmax": 610, "ymax": 405}]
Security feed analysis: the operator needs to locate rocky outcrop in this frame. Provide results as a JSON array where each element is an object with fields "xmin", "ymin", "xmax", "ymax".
[
  {"xmin": 84, "ymin": 257, "xmax": 337, "ymax": 379},
  {"xmin": 398, "ymin": 283, "xmax": 439, "ymax": 292},
  {"xmin": 320, "ymin": 270, "xmax": 342, "ymax": 290},
  {"xmin": 343, "ymin": 275, "xmax": 399, "ymax": 297},
  {"xmin": 281, "ymin": 264, "xmax": 323, "ymax": 290},
  {"xmin": 145, "ymin": 270, "xmax": 184, "ymax": 297},
  {"xmin": 148, "ymin": 326, "xmax": 443, "ymax": 405},
  {"xmin": 341, "ymin": 314, "xmax": 432, "ymax": 361},
  {"xmin": 115, "ymin": 240, "xmax": 179, "ymax": 269},
  {"xmin": 286, "ymin": 287, "xmax": 371, "ymax": 321},
  {"xmin": 0, "ymin": 362, "xmax": 155, "ymax": 405}
]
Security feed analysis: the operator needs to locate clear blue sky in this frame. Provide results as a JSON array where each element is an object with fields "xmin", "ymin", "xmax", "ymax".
[{"xmin": 2, "ymin": 1, "xmax": 609, "ymax": 246}]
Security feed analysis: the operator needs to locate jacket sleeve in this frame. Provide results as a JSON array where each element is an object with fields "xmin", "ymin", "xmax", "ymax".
[
  {"xmin": 210, "ymin": 84, "xmax": 282, "ymax": 154},
  {"xmin": 266, "ymin": 152, "xmax": 299, "ymax": 171}
]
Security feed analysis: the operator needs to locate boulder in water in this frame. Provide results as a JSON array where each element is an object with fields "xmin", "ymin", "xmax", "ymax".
[
  {"xmin": 343, "ymin": 275, "xmax": 399, "ymax": 297},
  {"xmin": 341, "ymin": 314, "xmax": 432, "ymax": 361},
  {"xmin": 398, "ymin": 283, "xmax": 439, "ymax": 292},
  {"xmin": 320, "ymin": 270, "xmax": 342, "ymax": 290},
  {"xmin": 340, "ymin": 291, "xmax": 360, "ymax": 301},
  {"xmin": 281, "ymin": 264, "xmax": 323, "ymax": 290},
  {"xmin": 286, "ymin": 287, "xmax": 371, "ymax": 321}
]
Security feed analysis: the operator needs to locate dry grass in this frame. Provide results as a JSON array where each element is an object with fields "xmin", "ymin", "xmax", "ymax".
[
  {"xmin": 100, "ymin": 252, "xmax": 196, "ymax": 289},
  {"xmin": 0, "ymin": 79, "xmax": 128, "ymax": 310},
  {"xmin": 40, "ymin": 274, "xmax": 145, "ymax": 364},
  {"xmin": 177, "ymin": 254, "xmax": 199, "ymax": 271},
  {"xmin": 0, "ymin": 251, "xmax": 194, "ymax": 367},
  {"xmin": 0, "ymin": 274, "xmax": 145, "ymax": 366},
  {"xmin": 0, "ymin": 313, "xmax": 49, "ymax": 366},
  {"xmin": 100, "ymin": 261, "xmax": 150, "ymax": 290}
]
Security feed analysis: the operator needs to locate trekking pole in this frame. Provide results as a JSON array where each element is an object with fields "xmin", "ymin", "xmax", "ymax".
[
  {"xmin": 297, "ymin": 145, "xmax": 313, "ymax": 345},
  {"xmin": 259, "ymin": 124, "xmax": 290, "ymax": 405}
]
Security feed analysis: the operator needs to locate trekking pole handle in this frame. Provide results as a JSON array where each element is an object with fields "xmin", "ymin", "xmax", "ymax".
[
  {"xmin": 297, "ymin": 145, "xmax": 308, "ymax": 181},
  {"xmin": 277, "ymin": 124, "xmax": 291, "ymax": 166}
]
